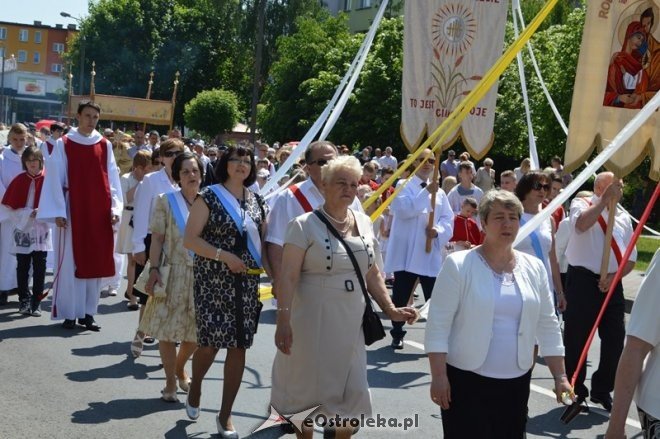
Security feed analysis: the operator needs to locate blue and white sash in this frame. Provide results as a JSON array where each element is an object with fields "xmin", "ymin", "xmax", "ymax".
[
  {"xmin": 519, "ymin": 216, "xmax": 545, "ymax": 261},
  {"xmin": 166, "ymin": 191, "xmax": 193, "ymax": 257},
  {"xmin": 209, "ymin": 185, "xmax": 262, "ymax": 267}
]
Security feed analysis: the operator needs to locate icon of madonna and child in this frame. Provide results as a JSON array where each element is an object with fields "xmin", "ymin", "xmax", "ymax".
[{"xmin": 604, "ymin": 4, "xmax": 660, "ymax": 109}]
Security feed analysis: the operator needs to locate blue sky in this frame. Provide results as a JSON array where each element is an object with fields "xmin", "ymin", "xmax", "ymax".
[{"xmin": 4, "ymin": 0, "xmax": 90, "ymax": 27}]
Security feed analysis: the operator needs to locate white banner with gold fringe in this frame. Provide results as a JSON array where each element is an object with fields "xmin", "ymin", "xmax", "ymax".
[{"xmin": 401, "ymin": 0, "xmax": 509, "ymax": 156}]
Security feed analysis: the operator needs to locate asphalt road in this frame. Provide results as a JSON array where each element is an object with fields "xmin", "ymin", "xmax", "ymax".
[{"xmin": 0, "ymin": 271, "xmax": 647, "ymax": 439}]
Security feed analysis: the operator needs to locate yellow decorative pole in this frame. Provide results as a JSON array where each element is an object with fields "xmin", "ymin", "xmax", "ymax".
[
  {"xmin": 143, "ymin": 71, "xmax": 154, "ymax": 132},
  {"xmin": 169, "ymin": 71, "xmax": 179, "ymax": 131}
]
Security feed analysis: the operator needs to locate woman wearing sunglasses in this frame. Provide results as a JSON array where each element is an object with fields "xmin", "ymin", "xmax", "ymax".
[
  {"xmin": 514, "ymin": 171, "xmax": 566, "ymax": 312},
  {"xmin": 184, "ymin": 145, "xmax": 270, "ymax": 438}
]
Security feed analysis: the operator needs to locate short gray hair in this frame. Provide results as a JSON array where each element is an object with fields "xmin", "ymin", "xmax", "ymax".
[
  {"xmin": 478, "ymin": 189, "xmax": 523, "ymax": 224},
  {"xmin": 321, "ymin": 155, "xmax": 362, "ymax": 184}
]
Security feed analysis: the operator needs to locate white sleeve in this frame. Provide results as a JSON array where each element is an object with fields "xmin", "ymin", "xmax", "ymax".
[
  {"xmin": 627, "ymin": 250, "xmax": 660, "ymax": 346},
  {"xmin": 433, "ymin": 190, "xmax": 454, "ymax": 247},
  {"xmin": 425, "ymin": 255, "xmax": 461, "ymax": 353},
  {"xmin": 36, "ymin": 140, "xmax": 68, "ymax": 223},
  {"xmin": 446, "ymin": 188, "xmax": 462, "ymax": 213},
  {"xmin": 106, "ymin": 140, "xmax": 124, "ymax": 216},
  {"xmin": 131, "ymin": 178, "xmax": 151, "ymax": 253},
  {"xmin": 265, "ymin": 192, "xmax": 291, "ymax": 246}
]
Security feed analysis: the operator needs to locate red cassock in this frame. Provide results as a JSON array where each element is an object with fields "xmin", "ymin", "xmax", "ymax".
[
  {"xmin": 64, "ymin": 136, "xmax": 115, "ymax": 279},
  {"xmin": 450, "ymin": 214, "xmax": 482, "ymax": 246}
]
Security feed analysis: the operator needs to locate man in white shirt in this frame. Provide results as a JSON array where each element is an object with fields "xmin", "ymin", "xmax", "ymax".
[
  {"xmin": 564, "ymin": 172, "xmax": 637, "ymax": 411},
  {"xmin": 266, "ymin": 141, "xmax": 363, "ymax": 293},
  {"xmin": 384, "ymin": 148, "xmax": 454, "ymax": 349},
  {"xmin": 446, "ymin": 161, "xmax": 484, "ymax": 214},
  {"xmin": 605, "ymin": 249, "xmax": 660, "ymax": 439},
  {"xmin": 256, "ymin": 142, "xmax": 276, "ymax": 176},
  {"xmin": 378, "ymin": 146, "xmax": 398, "ymax": 171}
]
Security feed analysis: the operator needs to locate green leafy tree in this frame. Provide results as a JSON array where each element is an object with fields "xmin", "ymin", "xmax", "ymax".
[{"xmin": 184, "ymin": 89, "xmax": 242, "ymax": 138}]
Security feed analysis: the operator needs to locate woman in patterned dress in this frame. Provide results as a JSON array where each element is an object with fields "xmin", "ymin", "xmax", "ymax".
[
  {"xmin": 184, "ymin": 145, "xmax": 269, "ymax": 438},
  {"xmin": 141, "ymin": 152, "xmax": 202, "ymax": 402}
]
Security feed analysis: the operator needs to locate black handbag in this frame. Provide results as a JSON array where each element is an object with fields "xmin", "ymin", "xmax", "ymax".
[{"xmin": 314, "ymin": 211, "xmax": 386, "ymax": 345}]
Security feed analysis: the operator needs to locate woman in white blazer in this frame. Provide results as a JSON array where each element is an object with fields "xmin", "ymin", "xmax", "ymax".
[{"xmin": 425, "ymin": 190, "xmax": 573, "ymax": 438}]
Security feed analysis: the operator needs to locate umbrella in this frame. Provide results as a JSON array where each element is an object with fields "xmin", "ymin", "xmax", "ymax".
[{"xmin": 35, "ymin": 119, "xmax": 57, "ymax": 130}]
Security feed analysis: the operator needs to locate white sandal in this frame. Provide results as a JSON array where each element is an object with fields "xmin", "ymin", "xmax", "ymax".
[{"xmin": 131, "ymin": 332, "xmax": 145, "ymax": 358}]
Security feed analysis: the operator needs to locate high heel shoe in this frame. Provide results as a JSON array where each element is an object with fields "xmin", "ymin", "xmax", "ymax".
[
  {"xmin": 216, "ymin": 415, "xmax": 239, "ymax": 439},
  {"xmin": 178, "ymin": 376, "xmax": 191, "ymax": 393},
  {"xmin": 185, "ymin": 394, "xmax": 200, "ymax": 420}
]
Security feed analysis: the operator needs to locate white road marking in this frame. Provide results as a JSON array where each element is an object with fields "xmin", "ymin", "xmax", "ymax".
[{"xmin": 403, "ymin": 340, "xmax": 642, "ymax": 430}]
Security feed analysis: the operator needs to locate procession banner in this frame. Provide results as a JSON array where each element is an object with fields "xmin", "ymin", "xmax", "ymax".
[
  {"xmin": 401, "ymin": 0, "xmax": 509, "ymax": 157},
  {"xmin": 565, "ymin": 0, "xmax": 660, "ymax": 180},
  {"xmin": 69, "ymin": 94, "xmax": 173, "ymax": 125}
]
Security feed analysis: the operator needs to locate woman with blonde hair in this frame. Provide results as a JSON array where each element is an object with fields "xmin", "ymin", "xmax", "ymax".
[
  {"xmin": 514, "ymin": 158, "xmax": 532, "ymax": 182},
  {"xmin": 272, "ymin": 155, "xmax": 417, "ymax": 438}
]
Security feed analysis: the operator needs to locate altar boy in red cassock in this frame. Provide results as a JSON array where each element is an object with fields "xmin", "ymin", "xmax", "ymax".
[{"xmin": 37, "ymin": 100, "xmax": 123, "ymax": 331}]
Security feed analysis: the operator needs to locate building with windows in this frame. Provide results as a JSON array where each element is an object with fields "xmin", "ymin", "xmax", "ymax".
[
  {"xmin": 322, "ymin": 0, "xmax": 402, "ymax": 33},
  {"xmin": 0, "ymin": 20, "xmax": 77, "ymax": 124}
]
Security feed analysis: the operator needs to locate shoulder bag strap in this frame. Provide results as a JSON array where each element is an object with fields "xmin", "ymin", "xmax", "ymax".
[{"xmin": 313, "ymin": 210, "xmax": 375, "ymax": 312}]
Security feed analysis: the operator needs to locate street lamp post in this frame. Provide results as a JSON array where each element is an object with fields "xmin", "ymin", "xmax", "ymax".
[
  {"xmin": 1, "ymin": 45, "xmax": 5, "ymax": 125},
  {"xmin": 60, "ymin": 12, "xmax": 85, "ymax": 95}
]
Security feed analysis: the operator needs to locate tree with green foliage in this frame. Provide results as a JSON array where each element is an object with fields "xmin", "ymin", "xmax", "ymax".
[
  {"xmin": 184, "ymin": 89, "xmax": 242, "ymax": 138},
  {"xmin": 64, "ymin": 0, "xmax": 323, "ymax": 127}
]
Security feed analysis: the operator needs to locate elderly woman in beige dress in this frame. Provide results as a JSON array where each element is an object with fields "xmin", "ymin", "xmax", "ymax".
[
  {"xmin": 141, "ymin": 152, "xmax": 202, "ymax": 402},
  {"xmin": 272, "ymin": 156, "xmax": 417, "ymax": 439}
]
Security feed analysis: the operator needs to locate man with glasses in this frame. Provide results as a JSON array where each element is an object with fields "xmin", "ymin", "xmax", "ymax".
[
  {"xmin": 384, "ymin": 148, "xmax": 454, "ymax": 349},
  {"xmin": 266, "ymin": 141, "xmax": 363, "ymax": 296},
  {"xmin": 256, "ymin": 142, "xmax": 275, "ymax": 176},
  {"xmin": 37, "ymin": 100, "xmax": 123, "ymax": 331}
]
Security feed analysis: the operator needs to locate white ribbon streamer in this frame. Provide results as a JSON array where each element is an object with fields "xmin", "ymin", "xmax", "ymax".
[
  {"xmin": 319, "ymin": 0, "xmax": 389, "ymax": 140},
  {"xmin": 514, "ymin": 90, "xmax": 660, "ymax": 247},
  {"xmin": 512, "ymin": 0, "xmax": 539, "ymax": 170},
  {"xmin": 260, "ymin": 0, "xmax": 389, "ymax": 195}
]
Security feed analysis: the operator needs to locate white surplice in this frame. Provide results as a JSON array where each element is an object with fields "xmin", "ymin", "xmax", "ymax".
[
  {"xmin": 0, "ymin": 148, "xmax": 24, "ymax": 290},
  {"xmin": 37, "ymin": 128, "xmax": 123, "ymax": 320}
]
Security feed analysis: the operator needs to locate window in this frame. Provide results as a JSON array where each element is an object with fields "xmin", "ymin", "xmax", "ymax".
[
  {"xmin": 53, "ymin": 43, "xmax": 65, "ymax": 53},
  {"xmin": 33, "ymin": 52, "xmax": 40, "ymax": 64},
  {"xmin": 51, "ymin": 63, "xmax": 62, "ymax": 73},
  {"xmin": 19, "ymin": 29, "xmax": 29, "ymax": 42},
  {"xmin": 0, "ymin": 27, "xmax": 6, "ymax": 40},
  {"xmin": 358, "ymin": 0, "xmax": 371, "ymax": 8},
  {"xmin": 0, "ymin": 48, "xmax": 4, "ymax": 58},
  {"xmin": 17, "ymin": 50, "xmax": 27, "ymax": 63},
  {"xmin": 343, "ymin": 0, "xmax": 351, "ymax": 11},
  {"xmin": 35, "ymin": 31, "xmax": 42, "ymax": 43}
]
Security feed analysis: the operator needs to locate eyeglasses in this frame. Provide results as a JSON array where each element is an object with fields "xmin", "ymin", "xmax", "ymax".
[
  {"xmin": 163, "ymin": 150, "xmax": 183, "ymax": 158},
  {"xmin": 228, "ymin": 157, "xmax": 252, "ymax": 166},
  {"xmin": 26, "ymin": 158, "xmax": 42, "ymax": 163},
  {"xmin": 418, "ymin": 158, "xmax": 435, "ymax": 165},
  {"xmin": 532, "ymin": 182, "xmax": 551, "ymax": 191},
  {"xmin": 308, "ymin": 159, "xmax": 330, "ymax": 167}
]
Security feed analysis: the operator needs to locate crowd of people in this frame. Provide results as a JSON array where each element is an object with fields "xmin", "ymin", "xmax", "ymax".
[{"xmin": 0, "ymin": 104, "xmax": 657, "ymax": 438}]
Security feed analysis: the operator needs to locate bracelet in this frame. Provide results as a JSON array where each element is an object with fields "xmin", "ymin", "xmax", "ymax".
[
  {"xmin": 214, "ymin": 248, "xmax": 222, "ymax": 261},
  {"xmin": 554, "ymin": 373, "xmax": 568, "ymax": 380},
  {"xmin": 149, "ymin": 266, "xmax": 160, "ymax": 272},
  {"xmin": 277, "ymin": 307, "xmax": 290, "ymax": 312}
]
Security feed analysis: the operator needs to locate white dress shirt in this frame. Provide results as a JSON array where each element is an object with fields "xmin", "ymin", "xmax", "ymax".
[
  {"xmin": 565, "ymin": 195, "xmax": 637, "ymax": 274},
  {"xmin": 384, "ymin": 174, "xmax": 454, "ymax": 277},
  {"xmin": 266, "ymin": 178, "xmax": 363, "ymax": 247},
  {"xmin": 378, "ymin": 155, "xmax": 397, "ymax": 170},
  {"xmin": 424, "ymin": 249, "xmax": 565, "ymax": 372},
  {"xmin": 131, "ymin": 168, "xmax": 178, "ymax": 254}
]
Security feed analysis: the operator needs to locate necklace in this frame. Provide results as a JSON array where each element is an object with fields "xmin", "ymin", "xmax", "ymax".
[
  {"xmin": 476, "ymin": 250, "xmax": 516, "ymax": 285},
  {"xmin": 182, "ymin": 193, "xmax": 195, "ymax": 207},
  {"xmin": 320, "ymin": 205, "xmax": 349, "ymax": 226}
]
